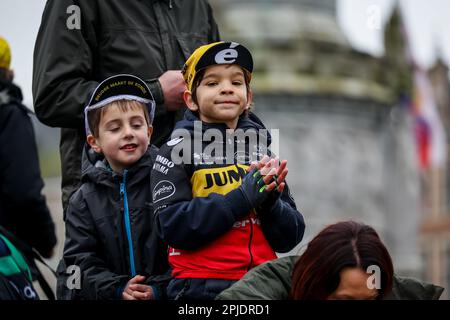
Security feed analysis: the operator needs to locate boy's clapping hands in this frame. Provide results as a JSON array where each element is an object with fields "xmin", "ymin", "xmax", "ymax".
[
  {"xmin": 249, "ymin": 155, "xmax": 288, "ymax": 194},
  {"xmin": 238, "ymin": 155, "xmax": 288, "ymax": 210}
]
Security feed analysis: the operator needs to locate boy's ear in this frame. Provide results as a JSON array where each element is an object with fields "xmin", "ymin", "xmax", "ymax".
[
  {"xmin": 87, "ymin": 134, "xmax": 102, "ymax": 154},
  {"xmin": 184, "ymin": 90, "xmax": 198, "ymax": 112},
  {"xmin": 245, "ymin": 88, "xmax": 253, "ymax": 110},
  {"xmin": 147, "ymin": 125, "xmax": 153, "ymax": 138}
]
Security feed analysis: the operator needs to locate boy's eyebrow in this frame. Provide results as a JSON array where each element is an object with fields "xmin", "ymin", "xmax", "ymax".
[
  {"xmin": 104, "ymin": 118, "xmax": 121, "ymax": 127},
  {"xmin": 103, "ymin": 114, "xmax": 145, "ymax": 126},
  {"xmin": 202, "ymin": 70, "xmax": 245, "ymax": 80},
  {"xmin": 129, "ymin": 115, "xmax": 145, "ymax": 121}
]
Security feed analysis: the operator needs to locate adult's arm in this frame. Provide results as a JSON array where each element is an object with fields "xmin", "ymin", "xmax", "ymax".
[{"xmin": 32, "ymin": 0, "xmax": 99, "ymax": 129}]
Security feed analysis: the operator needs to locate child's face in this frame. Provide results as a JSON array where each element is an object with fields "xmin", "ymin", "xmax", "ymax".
[
  {"xmin": 87, "ymin": 104, "xmax": 152, "ymax": 173},
  {"xmin": 184, "ymin": 64, "xmax": 252, "ymax": 129}
]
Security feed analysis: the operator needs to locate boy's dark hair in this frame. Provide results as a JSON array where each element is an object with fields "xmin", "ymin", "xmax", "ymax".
[
  {"xmin": 88, "ymin": 100, "xmax": 150, "ymax": 137},
  {"xmin": 190, "ymin": 67, "xmax": 253, "ymax": 116}
]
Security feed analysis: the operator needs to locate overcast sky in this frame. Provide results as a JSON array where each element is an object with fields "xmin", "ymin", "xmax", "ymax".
[{"xmin": 1, "ymin": 0, "xmax": 450, "ymax": 109}]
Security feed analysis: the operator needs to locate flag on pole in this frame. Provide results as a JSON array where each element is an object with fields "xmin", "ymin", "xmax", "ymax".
[
  {"xmin": 396, "ymin": 5, "xmax": 447, "ymax": 169},
  {"xmin": 411, "ymin": 67, "xmax": 447, "ymax": 169}
]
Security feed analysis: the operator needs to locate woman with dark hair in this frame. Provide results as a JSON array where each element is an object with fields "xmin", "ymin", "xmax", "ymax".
[
  {"xmin": 290, "ymin": 221, "xmax": 393, "ymax": 300},
  {"xmin": 217, "ymin": 221, "xmax": 443, "ymax": 300}
]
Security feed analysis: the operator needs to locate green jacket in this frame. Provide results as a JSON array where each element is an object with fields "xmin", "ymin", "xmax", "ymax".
[
  {"xmin": 0, "ymin": 233, "xmax": 38, "ymax": 300},
  {"xmin": 216, "ymin": 256, "xmax": 444, "ymax": 300}
]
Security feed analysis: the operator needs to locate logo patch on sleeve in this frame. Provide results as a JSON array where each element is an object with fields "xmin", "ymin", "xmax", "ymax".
[{"xmin": 153, "ymin": 180, "xmax": 176, "ymax": 203}]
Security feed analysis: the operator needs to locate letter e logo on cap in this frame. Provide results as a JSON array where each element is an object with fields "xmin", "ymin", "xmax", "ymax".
[
  {"xmin": 215, "ymin": 43, "xmax": 239, "ymax": 64},
  {"xmin": 215, "ymin": 49, "xmax": 238, "ymax": 64}
]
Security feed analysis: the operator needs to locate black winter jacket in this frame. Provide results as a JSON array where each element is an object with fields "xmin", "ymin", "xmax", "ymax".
[
  {"xmin": 33, "ymin": 0, "xmax": 220, "ymax": 212},
  {"xmin": 0, "ymin": 80, "xmax": 56, "ymax": 258},
  {"xmin": 58, "ymin": 145, "xmax": 169, "ymax": 300}
]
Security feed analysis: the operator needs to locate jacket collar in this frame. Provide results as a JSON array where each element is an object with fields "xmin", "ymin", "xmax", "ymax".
[{"xmin": 0, "ymin": 80, "xmax": 23, "ymax": 105}]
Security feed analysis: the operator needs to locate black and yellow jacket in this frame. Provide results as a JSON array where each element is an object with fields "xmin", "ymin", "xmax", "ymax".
[{"xmin": 151, "ymin": 110, "xmax": 305, "ymax": 282}]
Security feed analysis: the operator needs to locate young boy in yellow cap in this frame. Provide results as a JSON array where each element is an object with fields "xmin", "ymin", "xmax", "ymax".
[
  {"xmin": 151, "ymin": 41, "xmax": 305, "ymax": 299},
  {"xmin": 58, "ymin": 74, "xmax": 169, "ymax": 300}
]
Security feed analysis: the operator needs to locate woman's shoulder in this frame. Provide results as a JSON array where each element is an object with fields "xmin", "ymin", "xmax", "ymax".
[{"xmin": 216, "ymin": 256, "xmax": 300, "ymax": 300}]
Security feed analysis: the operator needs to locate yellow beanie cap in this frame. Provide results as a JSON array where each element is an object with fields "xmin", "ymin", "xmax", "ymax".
[
  {"xmin": 181, "ymin": 41, "xmax": 253, "ymax": 91},
  {"xmin": 0, "ymin": 37, "xmax": 11, "ymax": 69}
]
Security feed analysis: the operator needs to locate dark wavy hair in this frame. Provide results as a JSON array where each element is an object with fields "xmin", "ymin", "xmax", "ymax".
[{"xmin": 289, "ymin": 221, "xmax": 394, "ymax": 300}]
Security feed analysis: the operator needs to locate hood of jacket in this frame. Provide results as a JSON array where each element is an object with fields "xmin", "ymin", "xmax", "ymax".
[{"xmin": 0, "ymin": 80, "xmax": 23, "ymax": 107}]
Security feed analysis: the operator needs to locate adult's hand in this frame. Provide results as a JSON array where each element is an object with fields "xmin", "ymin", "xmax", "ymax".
[{"xmin": 158, "ymin": 70, "xmax": 187, "ymax": 111}]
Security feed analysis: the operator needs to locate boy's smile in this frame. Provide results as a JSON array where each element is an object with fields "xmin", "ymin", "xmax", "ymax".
[
  {"xmin": 87, "ymin": 104, "xmax": 152, "ymax": 173},
  {"xmin": 120, "ymin": 143, "xmax": 138, "ymax": 152},
  {"xmin": 185, "ymin": 64, "xmax": 252, "ymax": 129}
]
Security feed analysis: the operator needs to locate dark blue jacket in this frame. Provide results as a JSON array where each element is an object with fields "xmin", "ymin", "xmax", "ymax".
[{"xmin": 58, "ymin": 145, "xmax": 169, "ymax": 300}]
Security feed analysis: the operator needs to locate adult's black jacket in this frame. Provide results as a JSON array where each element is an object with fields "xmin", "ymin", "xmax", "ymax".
[
  {"xmin": 33, "ymin": 0, "xmax": 220, "ymax": 211},
  {"xmin": 0, "ymin": 80, "xmax": 56, "ymax": 258}
]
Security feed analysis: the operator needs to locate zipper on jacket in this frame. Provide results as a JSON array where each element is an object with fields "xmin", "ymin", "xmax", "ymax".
[
  {"xmin": 169, "ymin": 0, "xmax": 173, "ymax": 9},
  {"xmin": 120, "ymin": 170, "xmax": 137, "ymax": 277},
  {"xmin": 234, "ymin": 163, "xmax": 254, "ymax": 271},
  {"xmin": 247, "ymin": 219, "xmax": 254, "ymax": 271}
]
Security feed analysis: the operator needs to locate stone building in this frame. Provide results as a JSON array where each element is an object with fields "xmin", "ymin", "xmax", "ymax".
[{"xmin": 209, "ymin": 0, "xmax": 423, "ymax": 276}]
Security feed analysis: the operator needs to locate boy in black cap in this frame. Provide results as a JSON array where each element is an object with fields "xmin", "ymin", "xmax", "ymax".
[
  {"xmin": 58, "ymin": 74, "xmax": 169, "ymax": 300},
  {"xmin": 151, "ymin": 42, "xmax": 305, "ymax": 299}
]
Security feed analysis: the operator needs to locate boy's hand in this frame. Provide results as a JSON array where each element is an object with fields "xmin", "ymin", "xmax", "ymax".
[
  {"xmin": 249, "ymin": 158, "xmax": 289, "ymax": 213},
  {"xmin": 128, "ymin": 283, "xmax": 154, "ymax": 300},
  {"xmin": 239, "ymin": 167, "xmax": 270, "ymax": 209},
  {"xmin": 248, "ymin": 156, "xmax": 288, "ymax": 193},
  {"xmin": 264, "ymin": 159, "xmax": 288, "ymax": 194},
  {"xmin": 122, "ymin": 275, "xmax": 154, "ymax": 300},
  {"xmin": 240, "ymin": 156, "xmax": 289, "ymax": 210}
]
